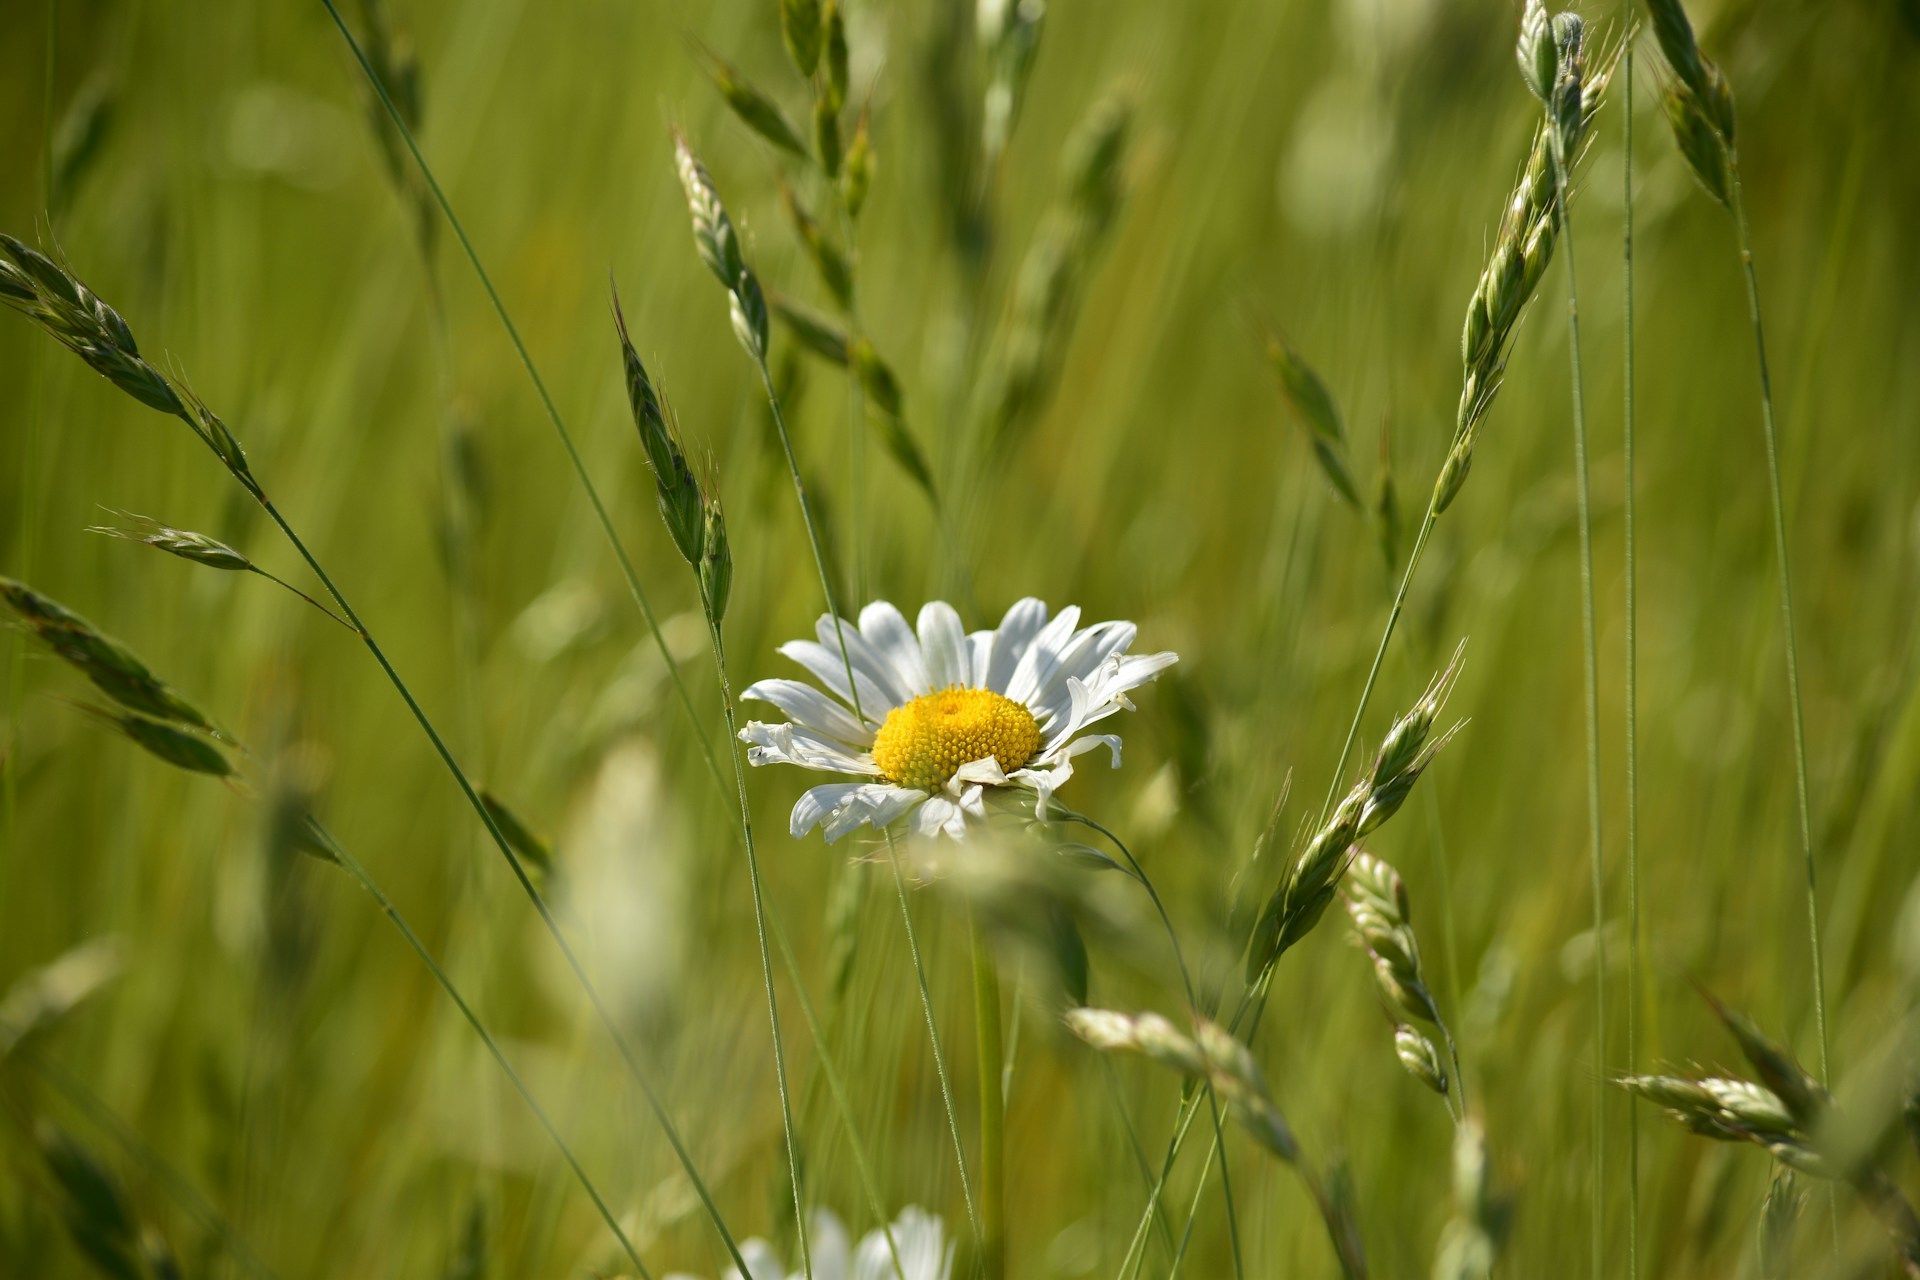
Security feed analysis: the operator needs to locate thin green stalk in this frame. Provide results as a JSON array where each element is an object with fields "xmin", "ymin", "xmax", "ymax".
[
  {"xmin": 1097, "ymin": 1055, "xmax": 1179, "ymax": 1264},
  {"xmin": 6, "ymin": 0, "xmax": 58, "ymax": 945},
  {"xmin": 1417, "ymin": 782, "xmax": 1469, "ymax": 1118},
  {"xmin": 747, "ymin": 353, "xmax": 984, "ymax": 1249},
  {"xmin": 1729, "ymin": 169, "xmax": 1829, "ymax": 1090},
  {"xmin": 1621, "ymin": 36, "xmax": 1642, "ymax": 1280},
  {"xmin": 767, "ymin": 911, "xmax": 911, "ymax": 1280},
  {"xmin": 1055, "ymin": 811, "xmax": 1244, "ymax": 1280},
  {"xmin": 317, "ymin": 0, "xmax": 728, "ymax": 801},
  {"xmin": 881, "ymin": 830, "xmax": 984, "ymax": 1243},
  {"xmin": 246, "ymin": 565, "xmax": 356, "ymax": 629},
  {"xmin": 705, "ymin": 612, "xmax": 813, "ymax": 1280},
  {"xmin": 1318, "ymin": 503, "xmax": 1443, "ymax": 821},
  {"xmin": 970, "ymin": 918, "xmax": 1006, "ymax": 1280},
  {"xmin": 306, "ymin": 824, "xmax": 653, "ymax": 1278},
  {"xmin": 41, "ymin": 0, "xmax": 55, "ymax": 206},
  {"xmin": 1548, "ymin": 108, "xmax": 1608, "ymax": 1280},
  {"xmin": 249, "ymin": 494, "xmax": 754, "ymax": 1275}
]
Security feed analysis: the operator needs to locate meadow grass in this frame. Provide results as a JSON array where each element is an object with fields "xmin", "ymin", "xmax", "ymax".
[{"xmin": 3, "ymin": 1, "xmax": 1918, "ymax": 1277}]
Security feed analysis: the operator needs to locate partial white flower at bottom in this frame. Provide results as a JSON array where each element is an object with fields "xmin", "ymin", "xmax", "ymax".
[
  {"xmin": 740, "ymin": 599, "xmax": 1177, "ymax": 841},
  {"xmin": 665, "ymin": 1207, "xmax": 952, "ymax": 1280}
]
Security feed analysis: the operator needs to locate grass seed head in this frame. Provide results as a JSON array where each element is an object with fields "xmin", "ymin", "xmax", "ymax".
[
  {"xmin": 780, "ymin": 0, "xmax": 823, "ymax": 77},
  {"xmin": 674, "ymin": 135, "xmax": 748, "ymax": 289},
  {"xmin": 1705, "ymin": 990, "xmax": 1827, "ymax": 1125},
  {"xmin": 611, "ymin": 287, "xmax": 706, "ymax": 566},
  {"xmin": 699, "ymin": 498, "xmax": 733, "ymax": 623},
  {"xmin": 814, "ymin": 93, "xmax": 842, "ymax": 177},
  {"xmin": 1395, "ymin": 1024, "xmax": 1450, "ymax": 1096},
  {"xmin": 479, "ymin": 790, "xmax": 556, "ymax": 881},
  {"xmin": 0, "ymin": 234, "xmax": 186, "ymax": 418},
  {"xmin": 698, "ymin": 49, "xmax": 807, "ymax": 157},
  {"xmin": 89, "ymin": 514, "xmax": 252, "ymax": 572},
  {"xmin": 2, "ymin": 577, "xmax": 215, "ymax": 733},
  {"xmin": 1265, "ymin": 331, "xmax": 1359, "ymax": 509},
  {"xmin": 1516, "ymin": 0, "xmax": 1556, "ymax": 101},
  {"xmin": 823, "ymin": 0, "xmax": 850, "ymax": 112},
  {"xmin": 1662, "ymin": 84, "xmax": 1734, "ymax": 207},
  {"xmin": 772, "ymin": 292, "xmax": 853, "ymax": 364},
  {"xmin": 36, "ymin": 1124, "xmax": 144, "ymax": 1278},
  {"xmin": 91, "ymin": 707, "xmax": 235, "ymax": 778},
  {"xmin": 841, "ymin": 111, "xmax": 872, "ymax": 220},
  {"xmin": 781, "ymin": 184, "xmax": 854, "ymax": 310}
]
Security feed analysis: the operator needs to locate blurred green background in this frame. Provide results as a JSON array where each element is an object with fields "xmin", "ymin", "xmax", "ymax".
[{"xmin": 3, "ymin": 0, "xmax": 1919, "ymax": 1275}]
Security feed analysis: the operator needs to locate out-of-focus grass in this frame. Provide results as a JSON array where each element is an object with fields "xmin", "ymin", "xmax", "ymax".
[{"xmin": 2, "ymin": 0, "xmax": 1918, "ymax": 1275}]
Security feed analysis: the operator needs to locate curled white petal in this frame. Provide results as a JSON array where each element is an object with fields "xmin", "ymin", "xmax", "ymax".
[
  {"xmin": 790, "ymin": 782, "xmax": 925, "ymax": 841},
  {"xmin": 950, "ymin": 756, "xmax": 1009, "ymax": 788},
  {"xmin": 741, "ymin": 721, "xmax": 879, "ymax": 776}
]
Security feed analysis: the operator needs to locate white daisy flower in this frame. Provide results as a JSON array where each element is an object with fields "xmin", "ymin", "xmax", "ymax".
[
  {"xmin": 666, "ymin": 1207, "xmax": 953, "ymax": 1280},
  {"xmin": 740, "ymin": 599, "xmax": 1177, "ymax": 841}
]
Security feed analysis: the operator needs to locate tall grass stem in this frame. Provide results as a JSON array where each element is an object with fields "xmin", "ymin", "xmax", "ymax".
[{"xmin": 1621, "ymin": 35, "xmax": 1643, "ymax": 1280}]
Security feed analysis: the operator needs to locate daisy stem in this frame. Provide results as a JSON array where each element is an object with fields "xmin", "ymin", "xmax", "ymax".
[
  {"xmin": 704, "ymin": 608, "xmax": 814, "ymax": 1280},
  {"xmin": 883, "ymin": 830, "xmax": 986, "ymax": 1245},
  {"xmin": 970, "ymin": 913, "xmax": 1007, "ymax": 1280},
  {"xmin": 747, "ymin": 349, "xmax": 986, "ymax": 1253}
]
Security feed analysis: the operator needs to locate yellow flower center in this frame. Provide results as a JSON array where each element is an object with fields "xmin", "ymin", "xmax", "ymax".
[{"xmin": 871, "ymin": 687, "xmax": 1041, "ymax": 791}]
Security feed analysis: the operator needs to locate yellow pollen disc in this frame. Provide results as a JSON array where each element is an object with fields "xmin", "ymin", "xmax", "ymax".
[{"xmin": 871, "ymin": 687, "xmax": 1041, "ymax": 791}]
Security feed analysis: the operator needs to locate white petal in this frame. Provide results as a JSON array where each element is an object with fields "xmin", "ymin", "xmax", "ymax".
[
  {"xmin": 1009, "ymin": 764, "xmax": 1068, "ymax": 816},
  {"xmin": 1039, "ymin": 732, "xmax": 1124, "ymax": 770},
  {"xmin": 859, "ymin": 601, "xmax": 930, "ymax": 697},
  {"xmin": 955, "ymin": 783, "xmax": 989, "ymax": 822},
  {"xmin": 810, "ymin": 1210, "xmax": 852, "ymax": 1280},
  {"xmin": 780, "ymin": 640, "xmax": 899, "ymax": 721},
  {"xmin": 1005, "ymin": 605, "xmax": 1082, "ymax": 705},
  {"xmin": 854, "ymin": 1208, "xmax": 952, "ymax": 1280},
  {"xmin": 725, "ymin": 1239, "xmax": 785, "ymax": 1280},
  {"xmin": 790, "ymin": 783, "xmax": 875, "ymax": 838},
  {"xmin": 815, "ymin": 613, "xmax": 920, "ymax": 706},
  {"xmin": 983, "ymin": 597, "xmax": 1048, "ymax": 693},
  {"xmin": 966, "ymin": 629, "xmax": 996, "ymax": 687},
  {"xmin": 741, "ymin": 721, "xmax": 880, "ymax": 775},
  {"xmin": 950, "ymin": 756, "xmax": 1008, "ymax": 788},
  {"xmin": 1024, "ymin": 621, "xmax": 1137, "ymax": 726},
  {"xmin": 916, "ymin": 601, "xmax": 971, "ymax": 689},
  {"xmin": 1088, "ymin": 649, "xmax": 1180, "ymax": 703},
  {"xmin": 1038, "ymin": 674, "xmax": 1099, "ymax": 753},
  {"xmin": 742, "ymin": 678, "xmax": 872, "ymax": 746},
  {"xmin": 910, "ymin": 796, "xmax": 961, "ymax": 839},
  {"xmin": 821, "ymin": 785, "xmax": 925, "ymax": 842}
]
